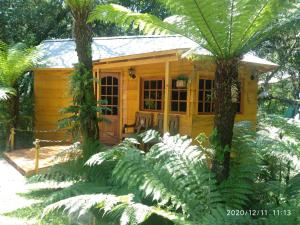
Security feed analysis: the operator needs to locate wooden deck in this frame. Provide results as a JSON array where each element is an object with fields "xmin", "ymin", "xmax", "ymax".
[{"xmin": 3, "ymin": 145, "xmax": 70, "ymax": 176}]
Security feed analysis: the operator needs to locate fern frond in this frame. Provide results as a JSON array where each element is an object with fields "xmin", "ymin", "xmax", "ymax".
[{"xmin": 43, "ymin": 193, "xmax": 184, "ymax": 224}]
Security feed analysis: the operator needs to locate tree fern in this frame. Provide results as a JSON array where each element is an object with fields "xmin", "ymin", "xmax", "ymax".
[
  {"xmin": 45, "ymin": 130, "xmax": 258, "ymax": 224},
  {"xmin": 89, "ymin": 1, "xmax": 298, "ymax": 59}
]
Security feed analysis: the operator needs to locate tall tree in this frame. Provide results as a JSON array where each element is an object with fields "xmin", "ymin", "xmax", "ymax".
[
  {"xmin": 255, "ymin": 17, "xmax": 300, "ymax": 114},
  {"xmin": 0, "ymin": 42, "xmax": 35, "ymax": 130},
  {"xmin": 89, "ymin": 0, "xmax": 299, "ymax": 180},
  {"xmin": 0, "ymin": 0, "xmax": 72, "ymax": 46},
  {"xmin": 64, "ymin": 0, "xmax": 100, "ymax": 144}
]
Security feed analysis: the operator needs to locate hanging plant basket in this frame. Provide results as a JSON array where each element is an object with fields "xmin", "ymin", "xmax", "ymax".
[
  {"xmin": 176, "ymin": 74, "xmax": 188, "ymax": 88},
  {"xmin": 176, "ymin": 80, "xmax": 187, "ymax": 88}
]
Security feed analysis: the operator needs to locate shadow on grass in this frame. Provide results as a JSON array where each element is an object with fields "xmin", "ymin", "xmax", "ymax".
[
  {"xmin": 17, "ymin": 188, "xmax": 63, "ymax": 200},
  {"xmin": 3, "ymin": 202, "xmax": 70, "ymax": 225}
]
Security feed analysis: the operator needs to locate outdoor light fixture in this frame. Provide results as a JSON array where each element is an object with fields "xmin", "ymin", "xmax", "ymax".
[
  {"xmin": 128, "ymin": 67, "xmax": 136, "ymax": 79},
  {"xmin": 250, "ymin": 68, "xmax": 258, "ymax": 80}
]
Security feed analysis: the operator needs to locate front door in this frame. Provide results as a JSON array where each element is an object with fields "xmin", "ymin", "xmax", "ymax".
[{"xmin": 99, "ymin": 74, "xmax": 120, "ymax": 144}]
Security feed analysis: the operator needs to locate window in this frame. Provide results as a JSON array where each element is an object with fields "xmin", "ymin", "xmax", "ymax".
[
  {"xmin": 100, "ymin": 76, "xmax": 119, "ymax": 115},
  {"xmin": 141, "ymin": 79, "xmax": 164, "ymax": 111},
  {"xmin": 171, "ymin": 79, "xmax": 187, "ymax": 113},
  {"xmin": 198, "ymin": 79, "xmax": 241, "ymax": 114}
]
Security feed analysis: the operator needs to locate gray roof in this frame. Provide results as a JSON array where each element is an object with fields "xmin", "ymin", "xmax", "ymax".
[{"xmin": 36, "ymin": 35, "xmax": 277, "ymax": 69}]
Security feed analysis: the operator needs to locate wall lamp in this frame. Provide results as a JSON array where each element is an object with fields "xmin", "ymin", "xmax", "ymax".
[{"xmin": 128, "ymin": 67, "xmax": 136, "ymax": 79}]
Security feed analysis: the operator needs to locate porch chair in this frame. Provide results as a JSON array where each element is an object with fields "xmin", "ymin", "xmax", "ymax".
[
  {"xmin": 122, "ymin": 112, "xmax": 154, "ymax": 138},
  {"xmin": 156, "ymin": 114, "xmax": 179, "ymax": 135}
]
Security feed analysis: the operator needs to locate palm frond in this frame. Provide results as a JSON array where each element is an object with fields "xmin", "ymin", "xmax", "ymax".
[
  {"xmin": 0, "ymin": 42, "xmax": 37, "ymax": 87},
  {"xmin": 0, "ymin": 86, "xmax": 16, "ymax": 101},
  {"xmin": 89, "ymin": 4, "xmax": 197, "ymax": 41},
  {"xmin": 90, "ymin": 1, "xmax": 298, "ymax": 58}
]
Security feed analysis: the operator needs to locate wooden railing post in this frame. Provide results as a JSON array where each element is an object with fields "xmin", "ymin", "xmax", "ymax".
[
  {"xmin": 34, "ymin": 139, "xmax": 40, "ymax": 174},
  {"xmin": 9, "ymin": 128, "xmax": 15, "ymax": 151}
]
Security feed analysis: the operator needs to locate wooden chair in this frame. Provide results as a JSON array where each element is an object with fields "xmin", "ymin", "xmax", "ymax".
[
  {"xmin": 156, "ymin": 114, "xmax": 179, "ymax": 135},
  {"xmin": 122, "ymin": 112, "xmax": 153, "ymax": 138}
]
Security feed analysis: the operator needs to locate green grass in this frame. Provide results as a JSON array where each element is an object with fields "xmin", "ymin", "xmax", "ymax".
[{"xmin": 3, "ymin": 188, "xmax": 71, "ymax": 225}]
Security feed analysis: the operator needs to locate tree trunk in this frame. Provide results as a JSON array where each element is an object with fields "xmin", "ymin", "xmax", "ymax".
[
  {"xmin": 212, "ymin": 58, "xmax": 239, "ymax": 182},
  {"xmin": 73, "ymin": 12, "xmax": 99, "ymax": 141}
]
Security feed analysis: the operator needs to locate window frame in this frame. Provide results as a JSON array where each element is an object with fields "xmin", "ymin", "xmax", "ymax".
[
  {"xmin": 197, "ymin": 77, "xmax": 243, "ymax": 115},
  {"xmin": 140, "ymin": 77, "xmax": 165, "ymax": 112},
  {"xmin": 170, "ymin": 79, "xmax": 188, "ymax": 114}
]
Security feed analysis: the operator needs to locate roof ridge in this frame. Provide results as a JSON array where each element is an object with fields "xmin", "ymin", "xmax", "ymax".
[{"xmin": 42, "ymin": 35, "xmax": 182, "ymax": 43}]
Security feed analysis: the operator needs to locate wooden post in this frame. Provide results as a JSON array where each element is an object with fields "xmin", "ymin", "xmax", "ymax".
[
  {"xmin": 163, "ymin": 61, "xmax": 170, "ymax": 133},
  {"xmin": 34, "ymin": 139, "xmax": 40, "ymax": 174},
  {"xmin": 9, "ymin": 128, "xmax": 15, "ymax": 151}
]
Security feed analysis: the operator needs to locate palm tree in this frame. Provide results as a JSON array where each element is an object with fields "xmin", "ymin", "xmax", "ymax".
[
  {"xmin": 0, "ymin": 42, "xmax": 35, "ymax": 129},
  {"xmin": 64, "ymin": 0, "xmax": 100, "ymax": 142},
  {"xmin": 89, "ymin": 0, "xmax": 299, "ymax": 180}
]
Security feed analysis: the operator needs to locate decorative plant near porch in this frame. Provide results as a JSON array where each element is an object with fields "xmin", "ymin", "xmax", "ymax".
[
  {"xmin": 176, "ymin": 74, "xmax": 188, "ymax": 88},
  {"xmin": 89, "ymin": 0, "xmax": 299, "ymax": 181}
]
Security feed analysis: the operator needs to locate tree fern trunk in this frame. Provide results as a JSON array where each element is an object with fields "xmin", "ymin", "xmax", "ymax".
[
  {"xmin": 213, "ymin": 58, "xmax": 239, "ymax": 181},
  {"xmin": 73, "ymin": 10, "xmax": 99, "ymax": 141}
]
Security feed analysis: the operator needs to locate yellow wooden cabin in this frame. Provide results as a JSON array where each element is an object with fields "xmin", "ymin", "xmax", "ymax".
[{"xmin": 34, "ymin": 35, "xmax": 277, "ymax": 144}]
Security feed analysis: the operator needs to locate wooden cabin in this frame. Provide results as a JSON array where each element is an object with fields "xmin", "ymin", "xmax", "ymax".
[{"xmin": 34, "ymin": 35, "xmax": 277, "ymax": 144}]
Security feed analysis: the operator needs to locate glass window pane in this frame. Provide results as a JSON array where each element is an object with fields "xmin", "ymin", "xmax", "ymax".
[
  {"xmin": 199, "ymin": 79, "xmax": 204, "ymax": 89},
  {"xmin": 205, "ymin": 103, "xmax": 211, "ymax": 112},
  {"xmin": 157, "ymin": 80, "xmax": 162, "ymax": 89},
  {"xmin": 113, "ymin": 78, "xmax": 118, "ymax": 85},
  {"xmin": 172, "ymin": 91, "xmax": 178, "ymax": 100},
  {"xmin": 151, "ymin": 80, "xmax": 156, "ymax": 89},
  {"xmin": 107, "ymin": 97, "xmax": 112, "ymax": 105},
  {"xmin": 150, "ymin": 91, "xmax": 156, "ymax": 99},
  {"xmin": 144, "ymin": 91, "xmax": 149, "ymax": 99},
  {"xmin": 157, "ymin": 91, "xmax": 162, "ymax": 99},
  {"xmin": 112, "ymin": 106, "xmax": 118, "ymax": 115},
  {"xmin": 107, "ymin": 87, "xmax": 112, "ymax": 95},
  {"xmin": 144, "ymin": 81, "xmax": 149, "ymax": 89},
  {"xmin": 198, "ymin": 103, "xmax": 203, "ymax": 112},
  {"xmin": 144, "ymin": 102, "xmax": 149, "ymax": 109},
  {"xmin": 205, "ymin": 91, "xmax": 212, "ymax": 102},
  {"xmin": 171, "ymin": 101, "xmax": 178, "ymax": 112},
  {"xmin": 101, "ymin": 87, "xmax": 106, "ymax": 95},
  {"xmin": 206, "ymin": 80, "xmax": 212, "ymax": 89},
  {"xmin": 101, "ymin": 77, "xmax": 106, "ymax": 85},
  {"xmin": 199, "ymin": 91, "xmax": 204, "ymax": 101},
  {"xmin": 157, "ymin": 101, "xmax": 162, "ymax": 110},
  {"xmin": 113, "ymin": 87, "xmax": 118, "ymax": 95},
  {"xmin": 179, "ymin": 102, "xmax": 187, "ymax": 112},
  {"xmin": 180, "ymin": 91, "xmax": 187, "ymax": 100},
  {"xmin": 107, "ymin": 77, "xmax": 112, "ymax": 85},
  {"xmin": 172, "ymin": 80, "xmax": 177, "ymax": 89},
  {"xmin": 113, "ymin": 97, "xmax": 118, "ymax": 105}
]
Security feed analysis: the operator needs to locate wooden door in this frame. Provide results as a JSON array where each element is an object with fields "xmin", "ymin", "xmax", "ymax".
[{"xmin": 99, "ymin": 74, "xmax": 120, "ymax": 144}]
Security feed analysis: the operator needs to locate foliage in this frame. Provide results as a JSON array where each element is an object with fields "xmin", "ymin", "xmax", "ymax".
[
  {"xmin": 0, "ymin": 0, "xmax": 72, "ymax": 46},
  {"xmin": 0, "ymin": 41, "xmax": 36, "ymax": 149},
  {"xmin": 89, "ymin": 0, "xmax": 299, "ymax": 181},
  {"xmin": 256, "ymin": 14, "xmax": 300, "ymax": 115},
  {"xmin": 41, "ymin": 117, "xmax": 300, "ymax": 225},
  {"xmin": 0, "ymin": 42, "xmax": 36, "ymax": 87},
  {"xmin": 89, "ymin": 1, "xmax": 299, "ymax": 59},
  {"xmin": 43, "ymin": 126, "xmax": 261, "ymax": 225}
]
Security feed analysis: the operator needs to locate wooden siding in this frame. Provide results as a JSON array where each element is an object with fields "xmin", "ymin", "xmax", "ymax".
[
  {"xmin": 34, "ymin": 59, "xmax": 258, "ymax": 143},
  {"xmin": 34, "ymin": 69, "xmax": 72, "ymax": 141}
]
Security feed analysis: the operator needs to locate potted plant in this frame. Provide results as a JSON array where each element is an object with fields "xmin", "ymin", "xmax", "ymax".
[{"xmin": 176, "ymin": 74, "xmax": 189, "ymax": 88}]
